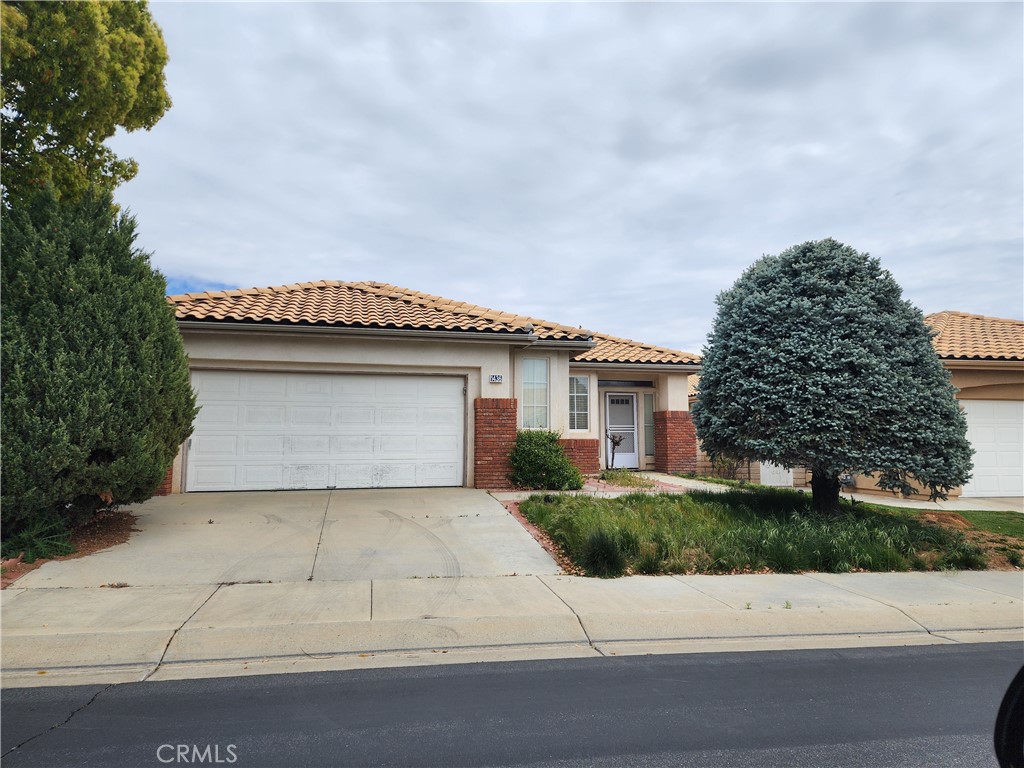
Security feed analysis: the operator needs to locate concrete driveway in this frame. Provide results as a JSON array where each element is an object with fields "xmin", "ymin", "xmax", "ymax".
[{"xmin": 13, "ymin": 488, "xmax": 560, "ymax": 588}]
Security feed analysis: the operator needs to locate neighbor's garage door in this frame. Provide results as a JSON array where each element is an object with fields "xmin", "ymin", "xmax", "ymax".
[
  {"xmin": 960, "ymin": 400, "xmax": 1023, "ymax": 498},
  {"xmin": 186, "ymin": 371, "xmax": 465, "ymax": 491}
]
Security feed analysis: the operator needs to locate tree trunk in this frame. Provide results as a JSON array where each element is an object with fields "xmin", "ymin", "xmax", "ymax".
[{"xmin": 811, "ymin": 469, "xmax": 841, "ymax": 515}]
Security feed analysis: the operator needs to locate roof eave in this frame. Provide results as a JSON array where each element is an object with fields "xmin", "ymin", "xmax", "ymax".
[
  {"xmin": 570, "ymin": 361, "xmax": 702, "ymax": 373},
  {"xmin": 941, "ymin": 357, "xmax": 1024, "ymax": 368},
  {"xmin": 176, "ymin": 319, "xmax": 540, "ymax": 345}
]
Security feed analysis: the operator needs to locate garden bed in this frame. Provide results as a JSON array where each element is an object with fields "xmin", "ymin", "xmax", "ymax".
[{"xmin": 518, "ymin": 487, "xmax": 1022, "ymax": 578}]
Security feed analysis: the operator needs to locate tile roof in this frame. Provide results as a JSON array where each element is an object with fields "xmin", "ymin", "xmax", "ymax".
[
  {"xmin": 575, "ymin": 333, "xmax": 700, "ymax": 366},
  {"xmin": 169, "ymin": 280, "xmax": 699, "ymax": 365},
  {"xmin": 926, "ymin": 311, "xmax": 1024, "ymax": 362}
]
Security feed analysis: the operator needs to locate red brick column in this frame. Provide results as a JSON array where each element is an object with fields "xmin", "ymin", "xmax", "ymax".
[
  {"xmin": 154, "ymin": 465, "xmax": 174, "ymax": 496},
  {"xmin": 558, "ymin": 438, "xmax": 600, "ymax": 475},
  {"xmin": 474, "ymin": 398, "xmax": 518, "ymax": 489},
  {"xmin": 654, "ymin": 411, "xmax": 697, "ymax": 474}
]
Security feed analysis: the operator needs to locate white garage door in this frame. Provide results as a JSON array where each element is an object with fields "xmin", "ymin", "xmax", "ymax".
[
  {"xmin": 961, "ymin": 400, "xmax": 1023, "ymax": 498},
  {"xmin": 186, "ymin": 371, "xmax": 465, "ymax": 491}
]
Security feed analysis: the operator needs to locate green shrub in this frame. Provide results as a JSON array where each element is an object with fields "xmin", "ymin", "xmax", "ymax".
[
  {"xmin": 1, "ymin": 188, "xmax": 197, "ymax": 539},
  {"xmin": 509, "ymin": 430, "xmax": 583, "ymax": 490}
]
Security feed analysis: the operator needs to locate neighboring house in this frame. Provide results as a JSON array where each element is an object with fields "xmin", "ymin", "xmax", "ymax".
[
  {"xmin": 160, "ymin": 281, "xmax": 700, "ymax": 493},
  {"xmin": 691, "ymin": 311, "xmax": 1024, "ymax": 499}
]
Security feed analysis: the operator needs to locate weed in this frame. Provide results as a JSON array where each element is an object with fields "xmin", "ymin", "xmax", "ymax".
[
  {"xmin": 784, "ymin": 600, "xmax": 792, "ymax": 609},
  {"xmin": 744, "ymin": 602, "xmax": 752, "ymax": 610},
  {"xmin": 579, "ymin": 528, "xmax": 626, "ymax": 578},
  {"xmin": 0, "ymin": 516, "xmax": 74, "ymax": 563},
  {"xmin": 599, "ymin": 469, "xmax": 655, "ymax": 489}
]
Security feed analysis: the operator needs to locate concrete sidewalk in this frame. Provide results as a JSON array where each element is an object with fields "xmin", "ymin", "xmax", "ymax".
[{"xmin": 2, "ymin": 571, "xmax": 1020, "ymax": 688}]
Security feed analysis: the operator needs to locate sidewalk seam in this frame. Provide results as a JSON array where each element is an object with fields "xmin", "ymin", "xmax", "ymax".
[
  {"xmin": 141, "ymin": 583, "xmax": 223, "ymax": 683},
  {"xmin": 803, "ymin": 574, "xmax": 935, "ymax": 636},
  {"xmin": 537, "ymin": 577, "xmax": 605, "ymax": 657},
  {"xmin": 670, "ymin": 576, "xmax": 739, "ymax": 609}
]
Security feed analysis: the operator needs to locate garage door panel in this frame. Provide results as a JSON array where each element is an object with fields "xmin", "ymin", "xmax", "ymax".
[
  {"xmin": 243, "ymin": 435, "xmax": 285, "ymax": 456},
  {"xmin": 332, "ymin": 434, "xmax": 374, "ymax": 454},
  {"xmin": 193, "ymin": 435, "xmax": 238, "ymax": 457},
  {"xmin": 290, "ymin": 435, "xmax": 331, "ymax": 455},
  {"xmin": 334, "ymin": 464, "xmax": 374, "ymax": 488},
  {"xmin": 417, "ymin": 463, "xmax": 459, "ymax": 484},
  {"xmin": 336, "ymin": 406, "xmax": 374, "ymax": 425},
  {"xmin": 961, "ymin": 400, "xmax": 1023, "ymax": 497},
  {"xmin": 291, "ymin": 405, "xmax": 332, "ymax": 425},
  {"xmin": 196, "ymin": 404, "xmax": 240, "ymax": 426},
  {"xmin": 380, "ymin": 407, "xmax": 416, "ymax": 425},
  {"xmin": 188, "ymin": 372, "xmax": 465, "ymax": 491}
]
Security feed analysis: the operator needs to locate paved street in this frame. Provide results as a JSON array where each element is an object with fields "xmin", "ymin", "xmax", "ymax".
[{"xmin": 3, "ymin": 643, "xmax": 1020, "ymax": 767}]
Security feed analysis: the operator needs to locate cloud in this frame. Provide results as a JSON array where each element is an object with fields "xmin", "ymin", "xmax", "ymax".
[{"xmin": 110, "ymin": 2, "xmax": 1023, "ymax": 353}]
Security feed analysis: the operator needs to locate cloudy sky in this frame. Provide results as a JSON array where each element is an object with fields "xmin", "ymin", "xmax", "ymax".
[{"xmin": 110, "ymin": 2, "xmax": 1023, "ymax": 354}]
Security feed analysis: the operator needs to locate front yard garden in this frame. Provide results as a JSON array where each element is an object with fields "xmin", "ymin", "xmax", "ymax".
[{"xmin": 519, "ymin": 487, "xmax": 1024, "ymax": 578}]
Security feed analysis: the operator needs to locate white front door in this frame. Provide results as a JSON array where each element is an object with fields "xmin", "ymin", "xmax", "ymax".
[{"xmin": 605, "ymin": 393, "xmax": 639, "ymax": 469}]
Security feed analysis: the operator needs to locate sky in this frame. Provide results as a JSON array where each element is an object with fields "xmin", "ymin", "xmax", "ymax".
[{"xmin": 110, "ymin": 1, "xmax": 1024, "ymax": 355}]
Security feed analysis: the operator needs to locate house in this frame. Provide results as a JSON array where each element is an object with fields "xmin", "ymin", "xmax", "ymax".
[
  {"xmin": 159, "ymin": 281, "xmax": 700, "ymax": 493},
  {"xmin": 917, "ymin": 311, "xmax": 1023, "ymax": 498},
  {"xmin": 692, "ymin": 311, "xmax": 1024, "ymax": 499}
]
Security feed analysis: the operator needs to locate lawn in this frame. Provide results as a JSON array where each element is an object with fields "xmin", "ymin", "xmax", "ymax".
[{"xmin": 519, "ymin": 487, "xmax": 1015, "ymax": 578}]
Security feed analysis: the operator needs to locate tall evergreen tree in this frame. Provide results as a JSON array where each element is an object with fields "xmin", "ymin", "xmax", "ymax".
[
  {"xmin": 1, "ymin": 188, "xmax": 196, "ymax": 535},
  {"xmin": 692, "ymin": 238, "xmax": 972, "ymax": 514}
]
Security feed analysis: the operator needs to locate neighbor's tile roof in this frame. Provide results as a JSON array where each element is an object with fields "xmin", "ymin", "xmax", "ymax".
[
  {"xmin": 170, "ymin": 280, "xmax": 699, "ymax": 364},
  {"xmin": 926, "ymin": 311, "xmax": 1024, "ymax": 362}
]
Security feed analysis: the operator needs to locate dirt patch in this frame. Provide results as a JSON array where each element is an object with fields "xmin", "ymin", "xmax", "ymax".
[
  {"xmin": 918, "ymin": 511, "xmax": 973, "ymax": 529},
  {"xmin": 917, "ymin": 512, "xmax": 1024, "ymax": 570},
  {"xmin": 1, "ymin": 509, "xmax": 139, "ymax": 589}
]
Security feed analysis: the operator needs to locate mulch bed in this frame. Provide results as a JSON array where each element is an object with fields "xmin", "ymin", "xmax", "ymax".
[{"xmin": 1, "ymin": 509, "xmax": 139, "ymax": 589}]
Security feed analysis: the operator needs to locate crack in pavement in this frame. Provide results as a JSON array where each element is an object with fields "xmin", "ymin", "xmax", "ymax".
[
  {"xmin": 308, "ymin": 490, "xmax": 333, "ymax": 581},
  {"xmin": 537, "ymin": 577, "xmax": 606, "ymax": 657},
  {"xmin": 140, "ymin": 583, "xmax": 224, "ymax": 683},
  {"xmin": 1, "ymin": 682, "xmax": 117, "ymax": 760}
]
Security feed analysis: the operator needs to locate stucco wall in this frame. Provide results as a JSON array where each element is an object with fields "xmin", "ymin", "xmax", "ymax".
[{"xmin": 948, "ymin": 365, "xmax": 1024, "ymax": 401}]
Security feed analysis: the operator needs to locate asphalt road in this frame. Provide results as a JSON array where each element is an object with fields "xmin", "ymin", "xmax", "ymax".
[{"xmin": 2, "ymin": 643, "xmax": 1021, "ymax": 767}]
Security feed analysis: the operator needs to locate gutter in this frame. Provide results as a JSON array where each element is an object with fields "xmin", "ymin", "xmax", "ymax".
[
  {"xmin": 176, "ymin": 320, "xmax": 597, "ymax": 349},
  {"xmin": 570, "ymin": 361, "xmax": 702, "ymax": 374}
]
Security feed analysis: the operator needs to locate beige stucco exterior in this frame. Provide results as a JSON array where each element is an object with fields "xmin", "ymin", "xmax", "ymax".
[{"xmin": 171, "ymin": 326, "xmax": 696, "ymax": 490}]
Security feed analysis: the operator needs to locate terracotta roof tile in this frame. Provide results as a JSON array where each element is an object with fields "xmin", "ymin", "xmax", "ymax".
[
  {"xmin": 574, "ymin": 333, "xmax": 700, "ymax": 366},
  {"xmin": 169, "ymin": 280, "xmax": 700, "ymax": 366},
  {"xmin": 926, "ymin": 311, "xmax": 1024, "ymax": 361}
]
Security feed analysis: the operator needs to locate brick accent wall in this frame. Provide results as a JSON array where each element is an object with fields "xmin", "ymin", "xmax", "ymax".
[
  {"xmin": 474, "ymin": 397, "xmax": 518, "ymax": 490},
  {"xmin": 154, "ymin": 465, "xmax": 174, "ymax": 496},
  {"xmin": 558, "ymin": 438, "xmax": 600, "ymax": 475},
  {"xmin": 654, "ymin": 410, "xmax": 697, "ymax": 474}
]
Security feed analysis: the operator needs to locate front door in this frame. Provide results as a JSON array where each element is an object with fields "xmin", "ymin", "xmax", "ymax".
[{"xmin": 605, "ymin": 393, "xmax": 639, "ymax": 469}]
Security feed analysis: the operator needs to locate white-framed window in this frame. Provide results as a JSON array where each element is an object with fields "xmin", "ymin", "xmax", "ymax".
[
  {"xmin": 569, "ymin": 375, "xmax": 589, "ymax": 430},
  {"xmin": 522, "ymin": 358, "xmax": 549, "ymax": 429}
]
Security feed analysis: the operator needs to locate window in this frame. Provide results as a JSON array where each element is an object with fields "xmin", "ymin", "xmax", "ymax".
[
  {"xmin": 643, "ymin": 393, "xmax": 655, "ymax": 456},
  {"xmin": 569, "ymin": 376, "xmax": 589, "ymax": 430},
  {"xmin": 522, "ymin": 358, "xmax": 548, "ymax": 429}
]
